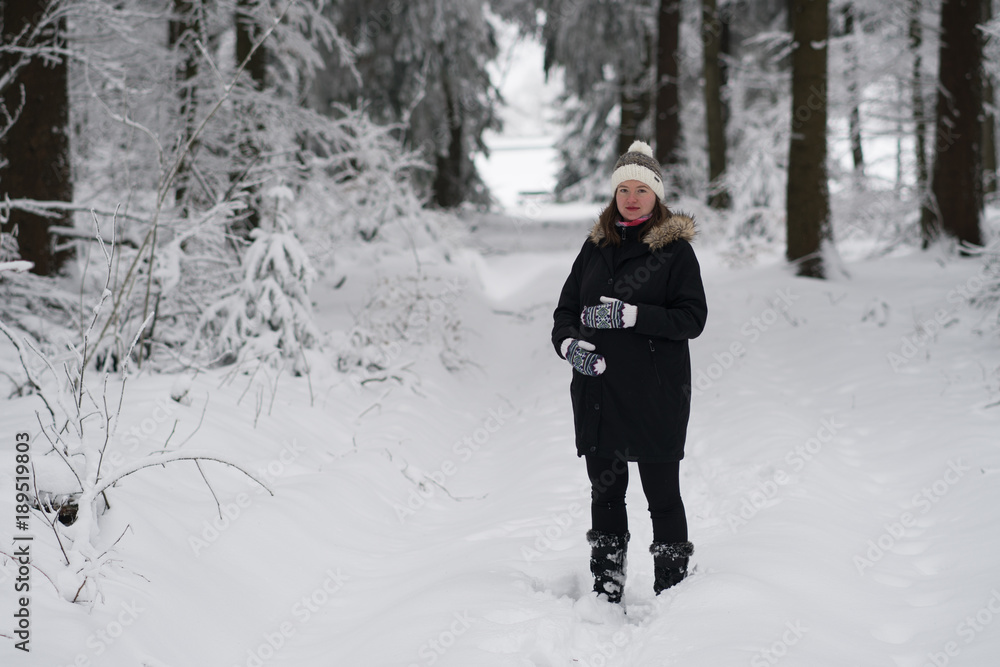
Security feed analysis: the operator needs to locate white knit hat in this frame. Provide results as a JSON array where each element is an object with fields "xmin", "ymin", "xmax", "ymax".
[{"xmin": 610, "ymin": 140, "xmax": 664, "ymax": 200}]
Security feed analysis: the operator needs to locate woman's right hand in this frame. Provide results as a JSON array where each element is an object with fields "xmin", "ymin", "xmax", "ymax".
[{"xmin": 561, "ymin": 338, "xmax": 606, "ymax": 376}]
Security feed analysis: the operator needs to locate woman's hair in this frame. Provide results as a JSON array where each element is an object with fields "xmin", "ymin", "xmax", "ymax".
[{"xmin": 594, "ymin": 195, "xmax": 673, "ymax": 247}]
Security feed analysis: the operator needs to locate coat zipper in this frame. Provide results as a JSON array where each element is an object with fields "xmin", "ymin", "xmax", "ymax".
[{"xmin": 648, "ymin": 339, "xmax": 661, "ymax": 386}]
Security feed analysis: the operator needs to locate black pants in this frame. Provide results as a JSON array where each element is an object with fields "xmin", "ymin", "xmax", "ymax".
[{"xmin": 586, "ymin": 454, "xmax": 687, "ymax": 543}]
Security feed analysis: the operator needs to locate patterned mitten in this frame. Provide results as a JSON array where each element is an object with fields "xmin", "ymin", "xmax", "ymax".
[
  {"xmin": 581, "ymin": 296, "xmax": 637, "ymax": 329},
  {"xmin": 561, "ymin": 338, "xmax": 606, "ymax": 376}
]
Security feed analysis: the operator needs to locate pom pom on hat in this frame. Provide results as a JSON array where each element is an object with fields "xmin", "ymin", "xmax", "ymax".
[
  {"xmin": 611, "ymin": 140, "xmax": 664, "ymax": 199},
  {"xmin": 627, "ymin": 140, "xmax": 654, "ymax": 157}
]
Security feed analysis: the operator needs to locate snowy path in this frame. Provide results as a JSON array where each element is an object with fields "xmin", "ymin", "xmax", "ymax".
[
  {"xmin": 3, "ymin": 217, "xmax": 999, "ymax": 666},
  {"xmin": 303, "ymin": 221, "xmax": 1000, "ymax": 666}
]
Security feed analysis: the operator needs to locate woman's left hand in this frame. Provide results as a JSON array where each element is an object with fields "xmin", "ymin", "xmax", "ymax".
[{"xmin": 581, "ymin": 296, "xmax": 637, "ymax": 329}]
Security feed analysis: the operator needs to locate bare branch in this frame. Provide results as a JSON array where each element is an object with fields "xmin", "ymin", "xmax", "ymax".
[
  {"xmin": 0, "ymin": 548, "xmax": 59, "ymax": 594},
  {"xmin": 0, "ymin": 198, "xmax": 149, "ymax": 221},
  {"xmin": 0, "ymin": 321, "xmax": 58, "ymax": 425},
  {"xmin": 195, "ymin": 462, "xmax": 223, "ymax": 519},
  {"xmin": 92, "ymin": 451, "xmax": 273, "ymax": 497},
  {"xmin": 35, "ymin": 412, "xmax": 84, "ymax": 493}
]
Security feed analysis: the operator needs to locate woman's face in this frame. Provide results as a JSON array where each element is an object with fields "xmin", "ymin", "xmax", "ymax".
[{"xmin": 615, "ymin": 180, "xmax": 657, "ymax": 221}]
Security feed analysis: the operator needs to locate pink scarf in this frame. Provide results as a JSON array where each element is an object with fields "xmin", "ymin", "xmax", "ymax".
[{"xmin": 617, "ymin": 214, "xmax": 651, "ymax": 228}]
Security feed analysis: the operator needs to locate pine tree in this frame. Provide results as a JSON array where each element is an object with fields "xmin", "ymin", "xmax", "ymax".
[
  {"xmin": 309, "ymin": 1, "xmax": 500, "ymax": 209},
  {"xmin": 497, "ymin": 0, "xmax": 657, "ymax": 198}
]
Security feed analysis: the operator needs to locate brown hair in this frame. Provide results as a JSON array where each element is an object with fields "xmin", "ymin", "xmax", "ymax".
[{"xmin": 594, "ymin": 196, "xmax": 673, "ymax": 247}]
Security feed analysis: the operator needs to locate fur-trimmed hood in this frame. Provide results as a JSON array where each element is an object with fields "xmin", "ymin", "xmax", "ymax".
[{"xmin": 589, "ymin": 214, "xmax": 697, "ymax": 250}]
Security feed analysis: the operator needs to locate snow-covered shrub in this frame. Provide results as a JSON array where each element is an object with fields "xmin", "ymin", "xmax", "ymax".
[
  {"xmin": 0, "ymin": 245, "xmax": 79, "ymax": 374},
  {"xmin": 0, "ymin": 228, "xmax": 19, "ymax": 263},
  {"xmin": 294, "ymin": 106, "xmax": 445, "ymax": 246},
  {"xmin": 717, "ymin": 33, "xmax": 792, "ymax": 257},
  {"xmin": 0, "ymin": 248, "xmax": 268, "ymax": 603},
  {"xmin": 0, "ymin": 234, "xmax": 33, "ymax": 280},
  {"xmin": 334, "ymin": 273, "xmax": 467, "ymax": 385},
  {"xmin": 189, "ymin": 187, "xmax": 318, "ymax": 366},
  {"xmin": 60, "ymin": 0, "xmax": 458, "ymax": 371}
]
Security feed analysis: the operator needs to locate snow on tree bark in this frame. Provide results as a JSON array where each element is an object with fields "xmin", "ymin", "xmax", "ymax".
[
  {"xmin": 911, "ymin": 0, "xmax": 931, "ymax": 233},
  {"xmin": 981, "ymin": 0, "xmax": 997, "ymax": 197}
]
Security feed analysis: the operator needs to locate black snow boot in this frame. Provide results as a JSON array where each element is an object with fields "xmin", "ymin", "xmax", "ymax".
[
  {"xmin": 587, "ymin": 530, "xmax": 629, "ymax": 603},
  {"xmin": 650, "ymin": 541, "xmax": 694, "ymax": 595}
]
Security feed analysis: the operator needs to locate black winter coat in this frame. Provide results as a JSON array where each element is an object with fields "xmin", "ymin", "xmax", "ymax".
[{"xmin": 552, "ymin": 214, "xmax": 708, "ymax": 462}]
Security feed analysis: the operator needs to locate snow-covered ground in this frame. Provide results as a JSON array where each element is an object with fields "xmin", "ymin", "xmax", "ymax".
[{"xmin": 2, "ymin": 208, "xmax": 999, "ymax": 666}]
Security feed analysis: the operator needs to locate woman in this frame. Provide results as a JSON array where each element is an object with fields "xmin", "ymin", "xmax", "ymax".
[{"xmin": 551, "ymin": 140, "xmax": 708, "ymax": 604}]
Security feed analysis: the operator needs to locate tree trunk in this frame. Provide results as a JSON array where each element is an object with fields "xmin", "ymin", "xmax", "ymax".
[
  {"xmin": 703, "ymin": 0, "xmax": 729, "ymax": 209},
  {"xmin": 432, "ymin": 69, "xmax": 464, "ymax": 209},
  {"xmin": 236, "ymin": 0, "xmax": 267, "ymax": 89},
  {"xmin": 983, "ymin": 0, "xmax": 997, "ymax": 197},
  {"xmin": 0, "ymin": 0, "xmax": 74, "ymax": 276},
  {"xmin": 911, "ymin": 0, "xmax": 932, "ymax": 244},
  {"xmin": 169, "ymin": 0, "xmax": 201, "ymax": 211},
  {"xmin": 786, "ymin": 0, "xmax": 831, "ymax": 279},
  {"xmin": 925, "ymin": 0, "xmax": 984, "ymax": 247},
  {"xmin": 719, "ymin": 5, "xmax": 731, "ymax": 127},
  {"xmin": 232, "ymin": 0, "xmax": 268, "ymax": 235},
  {"xmin": 843, "ymin": 4, "xmax": 864, "ymax": 179},
  {"xmin": 619, "ymin": 34, "xmax": 653, "ymax": 157},
  {"xmin": 619, "ymin": 86, "xmax": 642, "ymax": 157},
  {"xmin": 984, "ymin": 73, "xmax": 997, "ymax": 198},
  {"xmin": 655, "ymin": 0, "xmax": 681, "ymax": 165}
]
